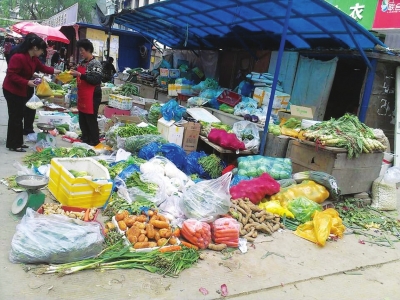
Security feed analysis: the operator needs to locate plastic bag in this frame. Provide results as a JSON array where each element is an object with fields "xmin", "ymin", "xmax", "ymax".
[
  {"xmin": 140, "ymin": 156, "xmax": 189, "ymax": 183},
  {"xmin": 130, "ymin": 105, "xmax": 148, "ymax": 118},
  {"xmin": 383, "ymin": 166, "xmax": 400, "ymax": 184},
  {"xmin": 185, "ymin": 151, "xmax": 207, "ymax": 176},
  {"xmin": 208, "ymin": 128, "xmax": 246, "ymax": 151},
  {"xmin": 294, "ymin": 208, "xmax": 345, "ymax": 247},
  {"xmin": 124, "ymin": 134, "xmax": 167, "ymax": 153},
  {"xmin": 293, "ymin": 171, "xmax": 341, "ymax": 201},
  {"xmin": 232, "ymin": 121, "xmax": 260, "ymax": 153},
  {"xmin": 182, "ymin": 172, "xmax": 232, "ymax": 222},
  {"xmin": 138, "ymin": 142, "xmax": 162, "ymax": 160},
  {"xmin": 13, "ymin": 161, "xmax": 35, "ymax": 176},
  {"xmin": 36, "ymin": 79, "xmax": 53, "ymax": 97},
  {"xmin": 9, "ymin": 208, "xmax": 104, "ymax": 264},
  {"xmin": 181, "ymin": 219, "xmax": 211, "ymax": 249},
  {"xmin": 56, "ymin": 71, "xmax": 74, "ymax": 84},
  {"xmin": 230, "ymin": 174, "xmax": 252, "ymax": 187},
  {"xmin": 187, "ymin": 97, "xmax": 210, "ymax": 108},
  {"xmin": 105, "ymin": 123, "xmax": 124, "ymax": 148},
  {"xmin": 212, "ymin": 217, "xmax": 240, "ymax": 247},
  {"xmin": 371, "ymin": 176, "xmax": 397, "ymax": 211},
  {"xmin": 287, "ymin": 197, "xmax": 322, "ymax": 223},
  {"xmin": 148, "ymin": 103, "xmax": 162, "ymax": 126},
  {"xmin": 259, "ymin": 200, "xmax": 295, "ymax": 218},
  {"xmin": 233, "ymin": 98, "xmax": 258, "ymax": 116},
  {"xmin": 161, "ymin": 99, "xmax": 186, "ymax": 121},
  {"xmin": 270, "ymin": 180, "xmax": 330, "ymax": 206},
  {"xmin": 160, "ymin": 143, "xmax": 187, "ymax": 171},
  {"xmin": 159, "ymin": 194, "xmax": 186, "ymax": 221},
  {"xmin": 26, "ymin": 88, "xmax": 43, "ymax": 109},
  {"xmin": 230, "ymin": 173, "xmax": 280, "ymax": 205},
  {"xmin": 139, "ymin": 172, "xmax": 167, "ymax": 205},
  {"xmin": 237, "ymin": 155, "xmax": 292, "ymax": 179}
]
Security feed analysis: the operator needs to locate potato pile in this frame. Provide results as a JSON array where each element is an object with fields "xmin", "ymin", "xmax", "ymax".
[
  {"xmin": 110, "ymin": 210, "xmax": 179, "ymax": 249},
  {"xmin": 41, "ymin": 203, "xmax": 97, "ymax": 221},
  {"xmin": 229, "ymin": 198, "xmax": 284, "ymax": 242}
]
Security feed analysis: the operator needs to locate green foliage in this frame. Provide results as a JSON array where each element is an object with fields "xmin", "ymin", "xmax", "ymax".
[{"xmin": 0, "ymin": 0, "xmax": 96, "ymax": 25}]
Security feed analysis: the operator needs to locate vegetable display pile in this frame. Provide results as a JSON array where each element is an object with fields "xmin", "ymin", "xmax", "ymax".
[
  {"xmin": 37, "ymin": 240, "xmax": 199, "ymax": 277},
  {"xmin": 115, "ymin": 123, "xmax": 159, "ymax": 138},
  {"xmin": 125, "ymin": 172, "xmax": 159, "ymax": 196},
  {"xmin": 302, "ymin": 114, "xmax": 385, "ymax": 158},
  {"xmin": 229, "ymin": 198, "xmax": 284, "ymax": 242},
  {"xmin": 200, "ymin": 121, "xmax": 232, "ymax": 137},
  {"xmin": 98, "ymin": 157, "xmax": 146, "ymax": 179},
  {"xmin": 113, "ymin": 83, "xmax": 139, "ymax": 96},
  {"xmin": 268, "ymin": 124, "xmax": 281, "ymax": 136},
  {"xmin": 198, "ymin": 154, "xmax": 224, "ymax": 179},
  {"xmin": 23, "ymin": 147, "xmax": 96, "ymax": 168},
  {"xmin": 336, "ymin": 200, "xmax": 400, "ymax": 244},
  {"xmin": 48, "ymin": 82, "xmax": 63, "ymax": 90},
  {"xmin": 103, "ymin": 192, "xmax": 156, "ymax": 218},
  {"xmin": 41, "ymin": 203, "xmax": 97, "ymax": 221},
  {"xmin": 148, "ymin": 103, "xmax": 162, "ymax": 126},
  {"xmin": 113, "ymin": 210, "xmax": 180, "ymax": 250}
]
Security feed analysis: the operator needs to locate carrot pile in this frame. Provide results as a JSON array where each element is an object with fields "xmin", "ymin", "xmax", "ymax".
[
  {"xmin": 181, "ymin": 219, "xmax": 212, "ymax": 249},
  {"xmin": 211, "ymin": 217, "xmax": 240, "ymax": 247}
]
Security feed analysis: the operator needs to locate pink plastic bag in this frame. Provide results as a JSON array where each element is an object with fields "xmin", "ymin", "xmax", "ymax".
[
  {"xmin": 230, "ymin": 173, "xmax": 281, "ymax": 204},
  {"xmin": 208, "ymin": 129, "xmax": 246, "ymax": 151}
]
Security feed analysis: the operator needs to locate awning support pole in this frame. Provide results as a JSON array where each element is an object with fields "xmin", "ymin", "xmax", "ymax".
[
  {"xmin": 340, "ymin": 16, "xmax": 372, "ymax": 69},
  {"xmin": 259, "ymin": 0, "xmax": 293, "ymax": 155},
  {"xmin": 359, "ymin": 58, "xmax": 377, "ymax": 122}
]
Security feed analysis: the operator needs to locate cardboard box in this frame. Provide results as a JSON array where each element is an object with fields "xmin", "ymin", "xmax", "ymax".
[
  {"xmin": 38, "ymin": 111, "xmax": 71, "ymax": 125},
  {"xmin": 103, "ymin": 105, "xmax": 131, "ymax": 118},
  {"xmin": 253, "ymin": 87, "xmax": 291, "ymax": 109},
  {"xmin": 157, "ymin": 118, "xmax": 185, "ymax": 146},
  {"xmin": 290, "ymin": 105, "xmax": 315, "ymax": 120},
  {"xmin": 182, "ymin": 122, "xmax": 201, "ymax": 154}
]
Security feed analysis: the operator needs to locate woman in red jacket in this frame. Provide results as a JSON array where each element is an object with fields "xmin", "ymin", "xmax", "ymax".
[
  {"xmin": 3, "ymin": 34, "xmax": 62, "ymax": 152},
  {"xmin": 70, "ymin": 39, "xmax": 102, "ymax": 146}
]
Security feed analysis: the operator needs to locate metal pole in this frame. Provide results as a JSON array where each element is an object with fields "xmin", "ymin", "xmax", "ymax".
[
  {"xmin": 358, "ymin": 58, "xmax": 377, "ymax": 122},
  {"xmin": 259, "ymin": 0, "xmax": 293, "ymax": 155},
  {"xmin": 106, "ymin": 23, "xmax": 111, "ymax": 60}
]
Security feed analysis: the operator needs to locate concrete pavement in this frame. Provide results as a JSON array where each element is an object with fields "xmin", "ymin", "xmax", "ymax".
[{"xmin": 0, "ymin": 59, "xmax": 399, "ymax": 300}]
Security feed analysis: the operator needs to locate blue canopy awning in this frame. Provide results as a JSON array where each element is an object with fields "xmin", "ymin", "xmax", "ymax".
[{"xmin": 114, "ymin": 0, "xmax": 386, "ymax": 51}]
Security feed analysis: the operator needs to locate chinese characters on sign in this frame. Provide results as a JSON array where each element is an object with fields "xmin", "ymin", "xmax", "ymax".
[
  {"xmin": 349, "ymin": 3, "xmax": 365, "ymax": 20},
  {"xmin": 42, "ymin": 3, "xmax": 78, "ymax": 27},
  {"xmin": 325, "ymin": 0, "xmax": 378, "ymax": 29},
  {"xmin": 373, "ymin": 0, "xmax": 400, "ymax": 29}
]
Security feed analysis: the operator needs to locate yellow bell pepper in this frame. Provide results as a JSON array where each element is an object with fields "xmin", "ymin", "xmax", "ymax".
[{"xmin": 270, "ymin": 180, "xmax": 330, "ymax": 206}]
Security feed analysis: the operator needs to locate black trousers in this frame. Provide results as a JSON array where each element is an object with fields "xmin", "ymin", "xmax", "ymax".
[
  {"xmin": 3, "ymin": 88, "xmax": 28, "ymax": 149},
  {"xmin": 23, "ymin": 107, "xmax": 36, "ymax": 134},
  {"xmin": 79, "ymin": 96, "xmax": 101, "ymax": 146}
]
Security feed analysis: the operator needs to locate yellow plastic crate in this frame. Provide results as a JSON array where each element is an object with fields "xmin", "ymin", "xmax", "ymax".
[{"xmin": 48, "ymin": 158, "xmax": 112, "ymax": 208}]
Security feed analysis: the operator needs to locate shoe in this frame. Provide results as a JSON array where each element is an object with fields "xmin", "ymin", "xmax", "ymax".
[
  {"xmin": 20, "ymin": 144, "xmax": 29, "ymax": 148},
  {"xmin": 9, "ymin": 148, "xmax": 26, "ymax": 152}
]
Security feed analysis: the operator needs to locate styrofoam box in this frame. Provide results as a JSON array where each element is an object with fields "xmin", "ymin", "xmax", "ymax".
[
  {"xmin": 109, "ymin": 94, "xmax": 134, "ymax": 110},
  {"xmin": 48, "ymin": 157, "xmax": 112, "ymax": 208},
  {"xmin": 38, "ymin": 111, "xmax": 71, "ymax": 125},
  {"xmin": 253, "ymin": 87, "xmax": 291, "ymax": 109}
]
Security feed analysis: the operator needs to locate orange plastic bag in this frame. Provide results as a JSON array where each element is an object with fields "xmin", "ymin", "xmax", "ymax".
[
  {"xmin": 294, "ymin": 208, "xmax": 345, "ymax": 247},
  {"xmin": 56, "ymin": 71, "xmax": 74, "ymax": 84}
]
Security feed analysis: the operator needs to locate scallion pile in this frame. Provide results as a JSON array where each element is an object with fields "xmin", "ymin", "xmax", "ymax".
[
  {"xmin": 302, "ymin": 114, "xmax": 385, "ymax": 158},
  {"xmin": 36, "ymin": 241, "xmax": 199, "ymax": 277}
]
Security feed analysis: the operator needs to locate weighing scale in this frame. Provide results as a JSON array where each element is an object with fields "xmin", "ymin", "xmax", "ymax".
[
  {"xmin": 36, "ymin": 122, "xmax": 56, "ymax": 147},
  {"xmin": 12, "ymin": 175, "xmax": 48, "ymax": 216}
]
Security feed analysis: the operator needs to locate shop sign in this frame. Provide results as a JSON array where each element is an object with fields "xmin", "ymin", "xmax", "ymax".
[
  {"xmin": 42, "ymin": 3, "xmax": 78, "ymax": 28},
  {"xmin": 325, "ymin": 0, "xmax": 378, "ymax": 29},
  {"xmin": 372, "ymin": 0, "xmax": 400, "ymax": 29}
]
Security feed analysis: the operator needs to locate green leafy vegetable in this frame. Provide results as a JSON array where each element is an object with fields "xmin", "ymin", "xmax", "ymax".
[
  {"xmin": 125, "ymin": 172, "xmax": 158, "ymax": 196},
  {"xmin": 115, "ymin": 123, "xmax": 159, "ymax": 138},
  {"xmin": 198, "ymin": 154, "xmax": 224, "ymax": 179}
]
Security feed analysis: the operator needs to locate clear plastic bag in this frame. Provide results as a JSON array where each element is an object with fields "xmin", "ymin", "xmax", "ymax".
[
  {"xmin": 383, "ymin": 166, "xmax": 400, "ymax": 184},
  {"xmin": 160, "ymin": 143, "xmax": 187, "ymax": 171},
  {"xmin": 26, "ymin": 88, "xmax": 44, "ymax": 109},
  {"xmin": 182, "ymin": 172, "xmax": 232, "ymax": 222},
  {"xmin": 130, "ymin": 105, "xmax": 148, "ymax": 118},
  {"xmin": 9, "ymin": 208, "xmax": 104, "ymax": 264},
  {"xmin": 140, "ymin": 156, "xmax": 189, "ymax": 183},
  {"xmin": 232, "ymin": 121, "xmax": 260, "ymax": 153},
  {"xmin": 181, "ymin": 219, "xmax": 211, "ymax": 249},
  {"xmin": 187, "ymin": 97, "xmax": 210, "ymax": 108},
  {"xmin": 124, "ymin": 134, "xmax": 167, "ymax": 153}
]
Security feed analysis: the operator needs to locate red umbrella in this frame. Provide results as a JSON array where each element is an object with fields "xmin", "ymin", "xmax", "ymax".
[{"xmin": 12, "ymin": 22, "xmax": 70, "ymax": 44}]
